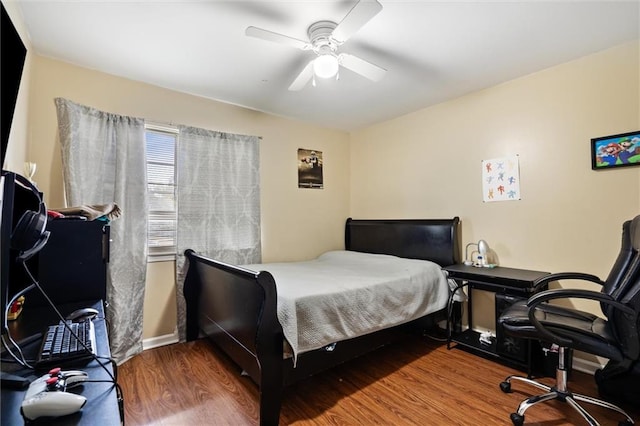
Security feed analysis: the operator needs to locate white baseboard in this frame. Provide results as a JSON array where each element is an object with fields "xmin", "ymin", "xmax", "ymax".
[
  {"xmin": 572, "ymin": 355, "xmax": 604, "ymax": 375},
  {"xmin": 142, "ymin": 329, "xmax": 179, "ymax": 351}
]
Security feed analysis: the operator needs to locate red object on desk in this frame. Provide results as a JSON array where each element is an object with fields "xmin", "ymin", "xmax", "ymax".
[
  {"xmin": 7, "ymin": 296, "xmax": 25, "ymax": 320},
  {"xmin": 47, "ymin": 210, "xmax": 64, "ymax": 219}
]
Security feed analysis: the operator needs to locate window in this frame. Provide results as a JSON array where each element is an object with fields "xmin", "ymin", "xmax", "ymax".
[{"xmin": 145, "ymin": 124, "xmax": 178, "ymax": 260}]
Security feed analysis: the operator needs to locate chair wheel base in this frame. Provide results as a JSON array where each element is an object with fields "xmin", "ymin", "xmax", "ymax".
[
  {"xmin": 500, "ymin": 381, "xmax": 511, "ymax": 393},
  {"xmin": 510, "ymin": 413, "xmax": 524, "ymax": 426}
]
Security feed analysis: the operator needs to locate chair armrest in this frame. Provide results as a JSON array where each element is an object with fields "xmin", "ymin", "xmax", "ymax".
[
  {"xmin": 526, "ymin": 288, "xmax": 636, "ymax": 347},
  {"xmin": 532, "ymin": 272, "xmax": 604, "ymax": 292}
]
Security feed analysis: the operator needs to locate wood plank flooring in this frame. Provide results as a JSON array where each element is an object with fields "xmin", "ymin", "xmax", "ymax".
[{"xmin": 119, "ymin": 333, "xmax": 639, "ymax": 425}]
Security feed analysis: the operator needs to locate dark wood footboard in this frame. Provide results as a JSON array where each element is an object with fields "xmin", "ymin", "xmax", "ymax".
[
  {"xmin": 183, "ymin": 217, "xmax": 461, "ymax": 425},
  {"xmin": 183, "ymin": 249, "xmax": 284, "ymax": 425}
]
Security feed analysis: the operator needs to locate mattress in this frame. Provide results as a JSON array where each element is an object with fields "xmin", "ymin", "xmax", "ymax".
[{"xmin": 244, "ymin": 250, "xmax": 450, "ymax": 362}]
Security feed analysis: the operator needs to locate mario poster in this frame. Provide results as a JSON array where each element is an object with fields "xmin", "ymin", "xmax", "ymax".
[
  {"xmin": 482, "ymin": 155, "xmax": 521, "ymax": 202},
  {"xmin": 591, "ymin": 131, "xmax": 640, "ymax": 170}
]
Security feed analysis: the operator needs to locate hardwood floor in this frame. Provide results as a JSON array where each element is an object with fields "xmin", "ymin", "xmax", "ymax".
[{"xmin": 119, "ymin": 333, "xmax": 639, "ymax": 425}]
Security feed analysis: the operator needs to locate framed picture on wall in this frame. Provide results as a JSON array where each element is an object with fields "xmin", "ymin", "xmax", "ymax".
[
  {"xmin": 591, "ymin": 130, "xmax": 640, "ymax": 170},
  {"xmin": 298, "ymin": 148, "xmax": 323, "ymax": 188}
]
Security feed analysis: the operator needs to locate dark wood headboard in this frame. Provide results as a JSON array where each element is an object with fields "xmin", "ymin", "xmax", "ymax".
[{"xmin": 344, "ymin": 217, "xmax": 461, "ymax": 267}]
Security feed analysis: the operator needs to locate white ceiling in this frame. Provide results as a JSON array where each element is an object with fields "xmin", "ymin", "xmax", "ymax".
[{"xmin": 15, "ymin": 0, "xmax": 640, "ymax": 131}]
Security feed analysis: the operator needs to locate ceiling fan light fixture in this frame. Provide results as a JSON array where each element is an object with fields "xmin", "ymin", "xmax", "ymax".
[
  {"xmin": 313, "ymin": 54, "xmax": 339, "ymax": 79},
  {"xmin": 246, "ymin": 0, "xmax": 386, "ymax": 90}
]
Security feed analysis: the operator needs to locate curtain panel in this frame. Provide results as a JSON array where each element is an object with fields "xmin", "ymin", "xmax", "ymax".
[
  {"xmin": 175, "ymin": 126, "xmax": 261, "ymax": 342},
  {"xmin": 55, "ymin": 98, "xmax": 148, "ymax": 365}
]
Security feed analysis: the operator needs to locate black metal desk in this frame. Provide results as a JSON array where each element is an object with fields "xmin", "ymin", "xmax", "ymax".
[
  {"xmin": 444, "ymin": 264, "xmax": 550, "ymax": 372},
  {"xmin": 1, "ymin": 300, "xmax": 122, "ymax": 425}
]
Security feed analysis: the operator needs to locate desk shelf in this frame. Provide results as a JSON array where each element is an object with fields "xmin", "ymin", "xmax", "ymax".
[{"xmin": 452, "ymin": 329, "xmax": 497, "ymax": 355}]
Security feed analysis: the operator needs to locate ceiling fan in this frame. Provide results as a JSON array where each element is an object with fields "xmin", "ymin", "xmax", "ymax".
[{"xmin": 245, "ymin": 0, "xmax": 386, "ymax": 91}]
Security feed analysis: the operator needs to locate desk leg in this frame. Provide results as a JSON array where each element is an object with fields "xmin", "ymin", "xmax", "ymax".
[
  {"xmin": 451, "ymin": 303, "xmax": 462, "ymax": 334},
  {"xmin": 447, "ymin": 281, "xmax": 467, "ymax": 350}
]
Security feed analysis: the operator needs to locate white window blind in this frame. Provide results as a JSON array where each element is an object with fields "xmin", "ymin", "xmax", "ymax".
[{"xmin": 145, "ymin": 124, "xmax": 177, "ymax": 259}]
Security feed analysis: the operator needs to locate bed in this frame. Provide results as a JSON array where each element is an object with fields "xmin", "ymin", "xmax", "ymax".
[{"xmin": 183, "ymin": 217, "xmax": 461, "ymax": 425}]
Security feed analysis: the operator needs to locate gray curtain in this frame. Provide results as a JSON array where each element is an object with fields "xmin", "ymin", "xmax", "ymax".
[
  {"xmin": 55, "ymin": 98, "xmax": 148, "ymax": 364},
  {"xmin": 175, "ymin": 126, "xmax": 261, "ymax": 342}
]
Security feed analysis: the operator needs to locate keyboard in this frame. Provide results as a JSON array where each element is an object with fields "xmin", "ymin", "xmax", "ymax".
[{"xmin": 35, "ymin": 319, "xmax": 97, "ymax": 369}]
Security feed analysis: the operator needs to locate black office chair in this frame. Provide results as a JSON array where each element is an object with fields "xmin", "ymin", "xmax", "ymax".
[{"xmin": 498, "ymin": 215, "xmax": 640, "ymax": 426}]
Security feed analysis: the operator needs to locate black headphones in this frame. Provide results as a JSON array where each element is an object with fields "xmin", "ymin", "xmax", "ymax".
[{"xmin": 4, "ymin": 171, "xmax": 50, "ymax": 262}]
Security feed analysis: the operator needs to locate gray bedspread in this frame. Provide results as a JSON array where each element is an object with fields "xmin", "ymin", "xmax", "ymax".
[{"xmin": 244, "ymin": 250, "xmax": 450, "ymax": 362}]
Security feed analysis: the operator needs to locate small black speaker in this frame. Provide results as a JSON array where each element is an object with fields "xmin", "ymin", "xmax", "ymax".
[{"xmin": 495, "ymin": 293, "xmax": 529, "ymax": 363}]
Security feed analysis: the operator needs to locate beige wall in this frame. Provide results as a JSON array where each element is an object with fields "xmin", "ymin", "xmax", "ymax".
[
  {"xmin": 143, "ymin": 261, "xmax": 176, "ymax": 340},
  {"xmin": 24, "ymin": 56, "xmax": 350, "ymax": 339},
  {"xmin": 350, "ymin": 41, "xmax": 640, "ymax": 335}
]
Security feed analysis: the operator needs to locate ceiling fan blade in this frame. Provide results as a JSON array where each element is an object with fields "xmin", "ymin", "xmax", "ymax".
[
  {"xmin": 339, "ymin": 53, "xmax": 386, "ymax": 82},
  {"xmin": 245, "ymin": 26, "xmax": 310, "ymax": 50},
  {"xmin": 288, "ymin": 60, "xmax": 315, "ymax": 91},
  {"xmin": 331, "ymin": 0, "xmax": 383, "ymax": 43}
]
